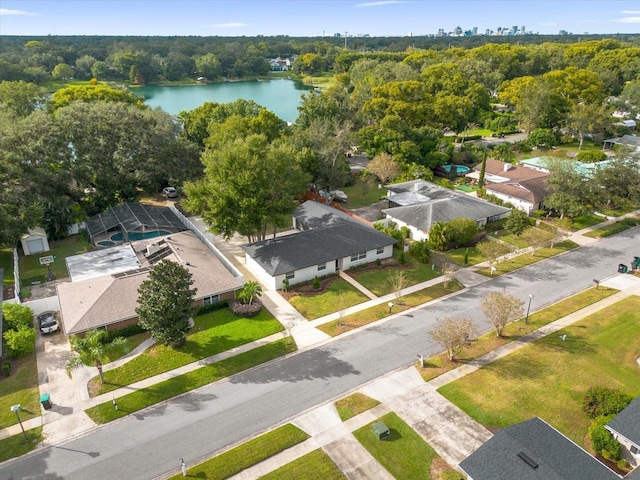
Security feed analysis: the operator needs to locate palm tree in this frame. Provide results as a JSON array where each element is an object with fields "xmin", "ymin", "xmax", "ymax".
[
  {"xmin": 65, "ymin": 329, "xmax": 129, "ymax": 384},
  {"xmin": 238, "ymin": 281, "xmax": 263, "ymax": 306}
]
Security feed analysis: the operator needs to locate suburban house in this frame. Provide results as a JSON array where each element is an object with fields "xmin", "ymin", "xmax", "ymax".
[
  {"xmin": 57, "ymin": 230, "xmax": 244, "ymax": 336},
  {"xmin": 603, "ymin": 134, "xmax": 640, "ymax": 153},
  {"xmin": 242, "ymin": 201, "xmax": 396, "ymax": 290},
  {"xmin": 268, "ymin": 57, "xmax": 291, "ymax": 71},
  {"xmin": 606, "ymin": 396, "xmax": 640, "ymax": 469},
  {"xmin": 380, "ymin": 180, "xmax": 511, "ymax": 241},
  {"xmin": 466, "ymin": 159, "xmax": 550, "ymax": 214},
  {"xmin": 459, "ymin": 417, "xmax": 620, "ymax": 480},
  {"xmin": 520, "ymin": 156, "xmax": 618, "ymax": 177}
]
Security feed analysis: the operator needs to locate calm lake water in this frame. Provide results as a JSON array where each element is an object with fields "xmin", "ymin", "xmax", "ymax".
[{"xmin": 133, "ymin": 79, "xmax": 312, "ymax": 122}]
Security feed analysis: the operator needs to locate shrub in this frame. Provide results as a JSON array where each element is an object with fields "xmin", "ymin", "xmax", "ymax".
[
  {"xmin": 408, "ymin": 240, "xmax": 430, "ymax": 263},
  {"xmin": 526, "ymin": 128, "xmax": 559, "ymax": 148},
  {"xmin": 576, "ymin": 150, "xmax": 607, "ymax": 163},
  {"xmin": 463, "ymin": 248, "xmax": 469, "ymax": 265},
  {"xmin": 3, "ymin": 326, "xmax": 36, "ymax": 358},
  {"xmin": 312, "ymin": 276, "xmax": 320, "ymax": 290},
  {"xmin": 583, "ymin": 386, "xmax": 633, "ymax": 419},
  {"xmin": 376, "ymin": 258, "xmax": 381, "ymax": 266},
  {"xmin": 105, "ymin": 323, "xmax": 147, "ymax": 342},
  {"xmin": 195, "ymin": 300, "xmax": 229, "ymax": 316},
  {"xmin": 532, "ymin": 209, "xmax": 547, "ymax": 219},
  {"xmin": 398, "ymin": 251, "xmax": 406, "ymax": 265},
  {"xmin": 229, "ymin": 299, "xmax": 263, "ymax": 317},
  {"xmin": 2, "ymin": 303, "xmax": 34, "ymax": 331},
  {"xmin": 2, "ymin": 360, "xmax": 11, "ymax": 377},
  {"xmin": 281, "ymin": 277, "xmax": 290, "ymax": 292},
  {"xmin": 589, "ymin": 415, "xmax": 621, "ymax": 460}
]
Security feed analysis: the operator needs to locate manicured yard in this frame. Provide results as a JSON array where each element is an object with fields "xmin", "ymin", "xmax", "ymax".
[
  {"xmin": 1, "ymin": 247, "xmax": 13, "ymax": 286},
  {"xmin": 288, "ymin": 280, "xmax": 368, "ymax": 320},
  {"xmin": 318, "ymin": 281, "xmax": 464, "ymax": 336},
  {"xmin": 494, "ymin": 226, "xmax": 554, "ymax": 249},
  {"xmin": 342, "ymin": 183, "xmax": 387, "ymax": 209},
  {"xmin": 169, "ymin": 424, "xmax": 309, "ymax": 480},
  {"xmin": 354, "ymin": 412, "xmax": 461, "ymax": 479},
  {"xmin": 583, "ymin": 217, "xmax": 640, "ymax": 238},
  {"xmin": 19, "ymin": 234, "xmax": 93, "ymax": 286},
  {"xmin": 418, "ymin": 286, "xmax": 617, "ymax": 382},
  {"xmin": 101, "ymin": 331, "xmax": 152, "ymax": 364},
  {"xmin": 437, "ymin": 296, "xmax": 640, "ymax": 446},
  {"xmin": 0, "ymin": 352, "xmax": 41, "ymax": 428},
  {"xmin": 476, "ymin": 240, "xmax": 578, "ymax": 276},
  {"xmin": 85, "ymin": 338, "xmax": 297, "ymax": 424},
  {"xmin": 351, "ymin": 252, "xmax": 442, "ymax": 296},
  {"xmin": 90, "ymin": 308, "xmax": 284, "ymax": 396},
  {"xmin": 259, "ymin": 449, "xmax": 346, "ymax": 480},
  {"xmin": 335, "ymin": 393, "xmax": 380, "ymax": 422},
  {"xmin": 442, "ymin": 247, "xmax": 484, "ymax": 266},
  {"xmin": 570, "ymin": 213, "xmax": 607, "ymax": 230},
  {"xmin": 0, "ymin": 427, "xmax": 43, "ymax": 463}
]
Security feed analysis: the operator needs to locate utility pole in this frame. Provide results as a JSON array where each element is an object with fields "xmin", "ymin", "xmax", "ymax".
[{"xmin": 344, "ymin": 32, "xmax": 348, "ymax": 49}]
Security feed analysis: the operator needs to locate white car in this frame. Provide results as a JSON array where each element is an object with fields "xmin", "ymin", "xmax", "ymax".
[
  {"xmin": 37, "ymin": 311, "xmax": 59, "ymax": 334},
  {"xmin": 163, "ymin": 186, "xmax": 178, "ymax": 198},
  {"xmin": 319, "ymin": 190, "xmax": 348, "ymax": 203}
]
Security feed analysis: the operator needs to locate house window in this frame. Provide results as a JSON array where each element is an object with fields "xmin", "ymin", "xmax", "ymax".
[
  {"xmin": 350, "ymin": 251, "xmax": 366, "ymax": 261},
  {"xmin": 376, "ymin": 247, "xmax": 385, "ymax": 255},
  {"xmin": 203, "ymin": 295, "xmax": 220, "ymax": 306},
  {"xmin": 631, "ymin": 445, "xmax": 639, "ymax": 455},
  {"xmin": 317, "ymin": 263, "xmax": 326, "ymax": 271},
  {"xmin": 285, "ymin": 272, "xmax": 295, "ymax": 280}
]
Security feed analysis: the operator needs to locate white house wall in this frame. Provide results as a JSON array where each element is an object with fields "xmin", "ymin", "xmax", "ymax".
[
  {"xmin": 245, "ymin": 254, "xmax": 278, "ymax": 291},
  {"xmin": 385, "ymin": 215, "xmax": 428, "ymax": 241},
  {"xmin": 487, "ymin": 190, "xmax": 534, "ymax": 214}
]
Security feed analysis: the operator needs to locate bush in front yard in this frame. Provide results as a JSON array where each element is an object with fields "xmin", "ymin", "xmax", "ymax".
[
  {"xmin": 583, "ymin": 386, "xmax": 633, "ymax": 418},
  {"xmin": 230, "ymin": 299, "xmax": 263, "ymax": 317},
  {"xmin": 3, "ymin": 326, "xmax": 36, "ymax": 358},
  {"xmin": 589, "ymin": 415, "xmax": 621, "ymax": 461}
]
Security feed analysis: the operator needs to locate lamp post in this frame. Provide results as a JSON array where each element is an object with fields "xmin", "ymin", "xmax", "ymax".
[
  {"xmin": 525, "ymin": 294, "xmax": 534, "ymax": 324},
  {"xmin": 11, "ymin": 404, "xmax": 27, "ymax": 440}
]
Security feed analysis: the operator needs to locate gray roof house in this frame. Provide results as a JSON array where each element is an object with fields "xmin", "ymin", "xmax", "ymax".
[
  {"xmin": 460, "ymin": 417, "xmax": 620, "ymax": 480},
  {"xmin": 243, "ymin": 201, "xmax": 396, "ymax": 290},
  {"xmin": 606, "ymin": 395, "xmax": 640, "ymax": 468},
  {"xmin": 381, "ymin": 180, "xmax": 510, "ymax": 241},
  {"xmin": 603, "ymin": 134, "xmax": 640, "ymax": 152}
]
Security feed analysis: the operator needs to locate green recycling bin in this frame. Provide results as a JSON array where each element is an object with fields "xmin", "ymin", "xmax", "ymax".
[
  {"xmin": 618, "ymin": 264, "xmax": 628, "ymax": 274},
  {"xmin": 40, "ymin": 393, "xmax": 52, "ymax": 410},
  {"xmin": 371, "ymin": 422, "xmax": 390, "ymax": 440}
]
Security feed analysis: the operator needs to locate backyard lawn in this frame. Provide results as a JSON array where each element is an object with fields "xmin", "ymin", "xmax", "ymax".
[
  {"xmin": 1, "ymin": 248, "xmax": 13, "ymax": 286},
  {"xmin": 341, "ymin": 183, "xmax": 386, "ymax": 209},
  {"xmin": 354, "ymin": 412, "xmax": 462, "ymax": 480},
  {"xmin": 437, "ymin": 296, "xmax": 640, "ymax": 446},
  {"xmin": 90, "ymin": 307, "xmax": 283, "ymax": 396},
  {"xmin": 288, "ymin": 280, "xmax": 368, "ymax": 320},
  {"xmin": 259, "ymin": 449, "xmax": 346, "ymax": 480},
  {"xmin": 0, "ymin": 351, "xmax": 41, "ymax": 429}
]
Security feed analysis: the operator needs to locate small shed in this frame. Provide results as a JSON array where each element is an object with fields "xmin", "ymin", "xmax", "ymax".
[{"xmin": 21, "ymin": 227, "xmax": 50, "ymax": 255}]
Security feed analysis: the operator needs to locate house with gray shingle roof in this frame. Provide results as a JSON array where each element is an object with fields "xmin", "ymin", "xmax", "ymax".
[
  {"xmin": 460, "ymin": 417, "xmax": 620, "ymax": 480},
  {"xmin": 381, "ymin": 180, "xmax": 510, "ymax": 241},
  {"xmin": 606, "ymin": 396, "xmax": 640, "ymax": 469},
  {"xmin": 242, "ymin": 201, "xmax": 396, "ymax": 290}
]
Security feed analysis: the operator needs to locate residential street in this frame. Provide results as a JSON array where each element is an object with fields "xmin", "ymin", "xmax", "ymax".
[{"xmin": 1, "ymin": 227, "xmax": 639, "ymax": 480}]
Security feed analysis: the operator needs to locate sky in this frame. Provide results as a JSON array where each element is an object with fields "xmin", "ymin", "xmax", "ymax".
[{"xmin": 1, "ymin": 0, "xmax": 639, "ymax": 37}]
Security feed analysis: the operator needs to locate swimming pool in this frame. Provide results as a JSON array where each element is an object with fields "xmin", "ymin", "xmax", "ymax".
[
  {"xmin": 442, "ymin": 164, "xmax": 471, "ymax": 174},
  {"xmin": 110, "ymin": 230, "xmax": 171, "ymax": 242},
  {"xmin": 96, "ymin": 240, "xmax": 116, "ymax": 247}
]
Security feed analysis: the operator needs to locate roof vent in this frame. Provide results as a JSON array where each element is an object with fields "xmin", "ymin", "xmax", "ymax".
[
  {"xmin": 517, "ymin": 451, "xmax": 538, "ymax": 469},
  {"xmin": 503, "ymin": 163, "xmax": 512, "ymax": 172}
]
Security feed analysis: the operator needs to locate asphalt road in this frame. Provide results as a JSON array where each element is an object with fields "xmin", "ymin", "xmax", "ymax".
[{"xmin": 2, "ymin": 227, "xmax": 639, "ymax": 480}]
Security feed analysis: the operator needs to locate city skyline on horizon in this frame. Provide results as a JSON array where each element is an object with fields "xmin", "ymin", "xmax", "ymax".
[{"xmin": 1, "ymin": 1, "xmax": 639, "ymax": 37}]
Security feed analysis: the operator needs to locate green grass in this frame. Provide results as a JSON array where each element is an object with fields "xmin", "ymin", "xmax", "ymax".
[
  {"xmin": 101, "ymin": 332, "xmax": 151, "ymax": 364},
  {"xmin": 341, "ymin": 184, "xmax": 387, "ymax": 210},
  {"xmin": 600, "ymin": 203, "xmax": 638, "ymax": 217},
  {"xmin": 496, "ymin": 227, "xmax": 554, "ymax": 249},
  {"xmin": 85, "ymin": 338, "xmax": 297, "ymax": 424},
  {"xmin": 0, "ymin": 352, "xmax": 41, "ymax": 428},
  {"xmin": 1, "ymin": 248, "xmax": 14, "ymax": 286},
  {"xmin": 0, "ymin": 427, "xmax": 43, "ymax": 463},
  {"xmin": 570, "ymin": 213, "xmax": 607, "ymax": 230},
  {"xmin": 259, "ymin": 449, "xmax": 346, "ymax": 480},
  {"xmin": 464, "ymin": 128, "xmax": 492, "ymax": 137},
  {"xmin": 335, "ymin": 393, "xmax": 380, "ymax": 422},
  {"xmin": 583, "ymin": 217, "xmax": 640, "ymax": 238},
  {"xmin": 169, "ymin": 424, "xmax": 309, "ymax": 480},
  {"xmin": 442, "ymin": 247, "xmax": 484, "ymax": 266},
  {"xmin": 476, "ymin": 240, "xmax": 578, "ymax": 276},
  {"xmin": 90, "ymin": 308, "xmax": 283, "ymax": 396},
  {"xmin": 351, "ymin": 253, "xmax": 442, "ymax": 296},
  {"xmin": 437, "ymin": 296, "xmax": 640, "ymax": 446},
  {"xmin": 354, "ymin": 412, "xmax": 447, "ymax": 479},
  {"xmin": 418, "ymin": 286, "xmax": 617, "ymax": 382},
  {"xmin": 288, "ymin": 280, "xmax": 369, "ymax": 320},
  {"xmin": 318, "ymin": 280, "xmax": 464, "ymax": 336},
  {"xmin": 19, "ymin": 235, "xmax": 93, "ymax": 286}
]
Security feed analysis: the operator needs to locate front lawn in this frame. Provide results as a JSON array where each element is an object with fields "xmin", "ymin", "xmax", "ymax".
[
  {"xmin": 570, "ymin": 213, "xmax": 607, "ymax": 231},
  {"xmin": 583, "ymin": 217, "xmax": 640, "ymax": 238},
  {"xmin": 318, "ymin": 281, "xmax": 464, "ymax": 337},
  {"xmin": 418, "ymin": 286, "xmax": 617, "ymax": 382},
  {"xmin": 437, "ymin": 296, "xmax": 640, "ymax": 446},
  {"xmin": 494, "ymin": 226, "xmax": 554, "ymax": 249},
  {"xmin": 288, "ymin": 280, "xmax": 368, "ymax": 320},
  {"xmin": 354, "ymin": 412, "xmax": 460, "ymax": 479},
  {"xmin": 259, "ymin": 449, "xmax": 346, "ymax": 480},
  {"xmin": 90, "ymin": 307, "xmax": 283, "ymax": 396},
  {"xmin": 85, "ymin": 338, "xmax": 297, "ymax": 424},
  {"xmin": 170, "ymin": 424, "xmax": 309, "ymax": 480},
  {"xmin": 0, "ymin": 352, "xmax": 40, "ymax": 428},
  {"xmin": 101, "ymin": 332, "xmax": 151, "ymax": 364},
  {"xmin": 335, "ymin": 393, "xmax": 380, "ymax": 422},
  {"xmin": 19, "ymin": 235, "xmax": 93, "ymax": 285},
  {"xmin": 0, "ymin": 427, "xmax": 43, "ymax": 463},
  {"xmin": 442, "ymin": 247, "xmax": 484, "ymax": 266},
  {"xmin": 351, "ymin": 253, "xmax": 442, "ymax": 296},
  {"xmin": 476, "ymin": 240, "xmax": 578, "ymax": 276}
]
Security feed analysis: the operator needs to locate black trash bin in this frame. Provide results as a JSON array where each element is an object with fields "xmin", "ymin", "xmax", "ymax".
[
  {"xmin": 618, "ymin": 264, "xmax": 628, "ymax": 274},
  {"xmin": 40, "ymin": 393, "xmax": 52, "ymax": 410}
]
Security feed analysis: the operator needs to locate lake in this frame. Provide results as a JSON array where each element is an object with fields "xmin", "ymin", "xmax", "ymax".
[{"xmin": 132, "ymin": 79, "xmax": 313, "ymax": 123}]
